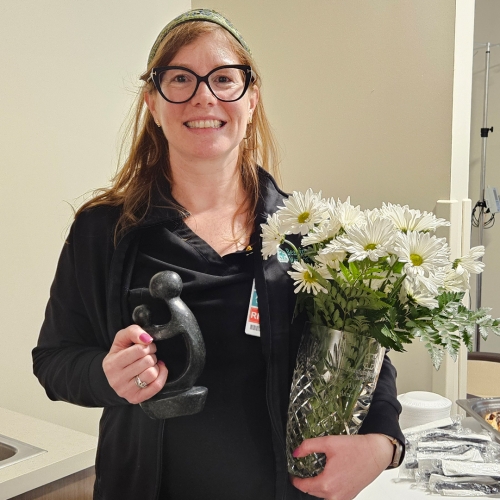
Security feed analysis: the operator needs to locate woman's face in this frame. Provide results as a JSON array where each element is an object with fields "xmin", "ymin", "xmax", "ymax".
[{"xmin": 145, "ymin": 31, "xmax": 259, "ymax": 168}]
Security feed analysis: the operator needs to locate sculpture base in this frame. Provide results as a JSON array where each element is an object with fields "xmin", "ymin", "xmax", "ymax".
[{"xmin": 140, "ymin": 386, "xmax": 208, "ymax": 419}]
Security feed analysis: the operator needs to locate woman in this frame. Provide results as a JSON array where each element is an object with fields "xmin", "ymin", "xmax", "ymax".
[{"xmin": 33, "ymin": 9, "xmax": 404, "ymax": 500}]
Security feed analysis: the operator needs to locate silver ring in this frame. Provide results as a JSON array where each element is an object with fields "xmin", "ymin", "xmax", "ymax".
[{"xmin": 134, "ymin": 375, "xmax": 148, "ymax": 389}]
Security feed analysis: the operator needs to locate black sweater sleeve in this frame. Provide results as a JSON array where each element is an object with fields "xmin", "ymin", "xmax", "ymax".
[
  {"xmin": 358, "ymin": 351, "xmax": 405, "ymax": 463},
  {"xmin": 33, "ymin": 210, "xmax": 127, "ymax": 408}
]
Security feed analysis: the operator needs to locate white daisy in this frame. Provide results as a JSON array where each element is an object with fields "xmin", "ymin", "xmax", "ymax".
[
  {"xmin": 452, "ymin": 246, "xmax": 485, "ymax": 276},
  {"xmin": 381, "ymin": 203, "xmax": 450, "ymax": 233},
  {"xmin": 331, "ymin": 197, "xmax": 365, "ymax": 232},
  {"xmin": 315, "ymin": 249, "xmax": 347, "ymax": 277},
  {"xmin": 278, "ymin": 189, "xmax": 327, "ymax": 235},
  {"xmin": 419, "ymin": 270, "xmax": 447, "ymax": 296},
  {"xmin": 394, "ymin": 231, "xmax": 450, "ymax": 277},
  {"xmin": 394, "ymin": 231, "xmax": 450, "ymax": 296},
  {"xmin": 400, "ymin": 277, "xmax": 439, "ymax": 309},
  {"xmin": 443, "ymin": 264, "xmax": 469, "ymax": 292},
  {"xmin": 260, "ymin": 213, "xmax": 286, "ymax": 260},
  {"xmin": 336, "ymin": 217, "xmax": 397, "ymax": 262},
  {"xmin": 288, "ymin": 260, "xmax": 328, "ymax": 295},
  {"xmin": 364, "ymin": 208, "xmax": 383, "ymax": 222},
  {"xmin": 301, "ymin": 217, "xmax": 342, "ymax": 246}
]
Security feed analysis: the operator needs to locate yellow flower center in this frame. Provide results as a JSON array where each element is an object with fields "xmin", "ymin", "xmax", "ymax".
[
  {"xmin": 410, "ymin": 253, "xmax": 423, "ymax": 266},
  {"xmin": 365, "ymin": 243, "xmax": 377, "ymax": 251},
  {"xmin": 303, "ymin": 271, "xmax": 316, "ymax": 283},
  {"xmin": 298, "ymin": 211, "xmax": 310, "ymax": 224}
]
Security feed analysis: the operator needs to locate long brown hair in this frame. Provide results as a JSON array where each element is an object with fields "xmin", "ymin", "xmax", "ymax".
[{"xmin": 76, "ymin": 20, "xmax": 281, "ymax": 240}]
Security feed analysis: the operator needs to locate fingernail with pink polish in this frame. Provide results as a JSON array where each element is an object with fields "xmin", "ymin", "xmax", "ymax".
[
  {"xmin": 292, "ymin": 448, "xmax": 300, "ymax": 458},
  {"xmin": 157, "ymin": 360, "xmax": 165, "ymax": 366},
  {"xmin": 140, "ymin": 333, "xmax": 153, "ymax": 343}
]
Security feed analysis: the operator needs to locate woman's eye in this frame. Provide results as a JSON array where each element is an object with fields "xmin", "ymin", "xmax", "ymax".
[
  {"xmin": 172, "ymin": 73, "xmax": 192, "ymax": 84},
  {"xmin": 162, "ymin": 71, "xmax": 193, "ymax": 85},
  {"xmin": 212, "ymin": 74, "xmax": 236, "ymax": 86}
]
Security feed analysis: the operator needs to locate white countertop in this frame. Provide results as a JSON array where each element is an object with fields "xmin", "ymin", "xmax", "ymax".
[
  {"xmin": 358, "ymin": 468, "xmax": 434, "ymax": 500},
  {"xmin": 358, "ymin": 418, "xmax": 492, "ymax": 499},
  {"xmin": 358, "ymin": 467, "xmax": 489, "ymax": 500},
  {"xmin": 0, "ymin": 407, "xmax": 97, "ymax": 499}
]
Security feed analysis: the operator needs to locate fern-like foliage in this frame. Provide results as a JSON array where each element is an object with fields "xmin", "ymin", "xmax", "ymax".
[
  {"xmin": 295, "ymin": 260, "xmax": 500, "ymax": 369},
  {"xmin": 261, "ymin": 191, "xmax": 499, "ymax": 371}
]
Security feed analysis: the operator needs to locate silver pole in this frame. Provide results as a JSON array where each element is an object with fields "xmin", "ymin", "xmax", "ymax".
[{"xmin": 475, "ymin": 43, "xmax": 492, "ymax": 351}]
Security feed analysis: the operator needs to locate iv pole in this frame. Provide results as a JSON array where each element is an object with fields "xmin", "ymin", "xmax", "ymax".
[{"xmin": 474, "ymin": 42, "xmax": 500, "ymax": 351}]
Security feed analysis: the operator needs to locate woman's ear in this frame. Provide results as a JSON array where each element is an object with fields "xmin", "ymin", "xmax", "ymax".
[
  {"xmin": 144, "ymin": 91, "xmax": 159, "ymax": 125},
  {"xmin": 248, "ymin": 85, "xmax": 259, "ymax": 117}
]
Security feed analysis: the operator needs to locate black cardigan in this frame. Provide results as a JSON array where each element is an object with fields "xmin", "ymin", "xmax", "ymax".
[{"xmin": 33, "ymin": 169, "xmax": 404, "ymax": 500}]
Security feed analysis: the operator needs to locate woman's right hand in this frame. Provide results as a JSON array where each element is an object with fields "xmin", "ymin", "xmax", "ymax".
[{"xmin": 103, "ymin": 325, "xmax": 169, "ymax": 404}]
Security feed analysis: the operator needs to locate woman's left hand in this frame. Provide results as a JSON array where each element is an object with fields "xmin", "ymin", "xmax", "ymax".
[{"xmin": 290, "ymin": 434, "xmax": 394, "ymax": 500}]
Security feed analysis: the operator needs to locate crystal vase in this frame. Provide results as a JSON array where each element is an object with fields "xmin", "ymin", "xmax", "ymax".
[{"xmin": 286, "ymin": 324, "xmax": 385, "ymax": 478}]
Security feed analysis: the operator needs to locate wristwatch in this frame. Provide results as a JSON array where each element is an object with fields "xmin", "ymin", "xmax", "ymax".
[{"xmin": 379, "ymin": 434, "xmax": 403, "ymax": 468}]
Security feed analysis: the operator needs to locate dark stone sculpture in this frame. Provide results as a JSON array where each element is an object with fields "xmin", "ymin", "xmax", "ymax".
[{"xmin": 132, "ymin": 271, "xmax": 207, "ymax": 419}]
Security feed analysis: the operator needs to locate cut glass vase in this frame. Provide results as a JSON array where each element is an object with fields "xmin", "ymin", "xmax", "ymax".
[{"xmin": 286, "ymin": 324, "xmax": 385, "ymax": 478}]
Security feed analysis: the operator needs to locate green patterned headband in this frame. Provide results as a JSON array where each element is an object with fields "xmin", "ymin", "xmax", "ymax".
[{"xmin": 147, "ymin": 9, "xmax": 251, "ymax": 66}]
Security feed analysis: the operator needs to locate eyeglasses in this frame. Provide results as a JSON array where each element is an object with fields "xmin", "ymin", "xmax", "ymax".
[{"xmin": 149, "ymin": 65, "xmax": 254, "ymax": 104}]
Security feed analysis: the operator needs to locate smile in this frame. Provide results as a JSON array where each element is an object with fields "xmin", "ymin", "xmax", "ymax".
[{"xmin": 184, "ymin": 120, "xmax": 225, "ymax": 129}]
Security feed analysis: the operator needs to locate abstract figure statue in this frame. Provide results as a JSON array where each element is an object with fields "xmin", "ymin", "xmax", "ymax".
[{"xmin": 132, "ymin": 271, "xmax": 207, "ymax": 419}]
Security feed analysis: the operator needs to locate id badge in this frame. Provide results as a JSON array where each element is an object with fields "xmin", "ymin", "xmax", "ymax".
[{"xmin": 245, "ymin": 279, "xmax": 260, "ymax": 337}]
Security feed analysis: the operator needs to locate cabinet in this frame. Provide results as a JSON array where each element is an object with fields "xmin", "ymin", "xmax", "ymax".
[{"xmin": 9, "ymin": 467, "xmax": 95, "ymax": 500}]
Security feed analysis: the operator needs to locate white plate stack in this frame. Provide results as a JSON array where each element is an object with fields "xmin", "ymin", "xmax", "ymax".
[{"xmin": 398, "ymin": 391, "xmax": 452, "ymax": 430}]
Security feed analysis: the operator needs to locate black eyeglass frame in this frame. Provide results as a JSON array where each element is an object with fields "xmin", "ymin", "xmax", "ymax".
[{"xmin": 149, "ymin": 64, "xmax": 254, "ymax": 104}]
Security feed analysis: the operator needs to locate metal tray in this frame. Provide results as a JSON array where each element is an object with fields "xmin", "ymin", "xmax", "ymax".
[{"xmin": 456, "ymin": 397, "xmax": 500, "ymax": 442}]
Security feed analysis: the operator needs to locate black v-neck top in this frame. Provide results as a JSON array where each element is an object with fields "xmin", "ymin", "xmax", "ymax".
[{"xmin": 128, "ymin": 219, "xmax": 276, "ymax": 500}]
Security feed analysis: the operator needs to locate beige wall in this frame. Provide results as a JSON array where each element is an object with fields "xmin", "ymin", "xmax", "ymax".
[
  {"xmin": 193, "ymin": 1, "xmax": 455, "ymax": 207},
  {"xmin": 0, "ymin": 0, "xmax": 474, "ymax": 436},
  {"xmin": 193, "ymin": 0, "xmax": 464, "ymax": 394},
  {"xmin": 470, "ymin": 0, "xmax": 500, "ymax": 353},
  {"xmin": 0, "ymin": 0, "xmax": 189, "ymax": 436}
]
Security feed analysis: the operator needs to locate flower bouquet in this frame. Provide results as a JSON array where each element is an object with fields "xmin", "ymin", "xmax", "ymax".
[{"xmin": 260, "ymin": 189, "xmax": 500, "ymax": 477}]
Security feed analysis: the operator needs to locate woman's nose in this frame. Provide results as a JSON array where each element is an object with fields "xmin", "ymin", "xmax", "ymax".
[{"xmin": 191, "ymin": 81, "xmax": 216, "ymax": 106}]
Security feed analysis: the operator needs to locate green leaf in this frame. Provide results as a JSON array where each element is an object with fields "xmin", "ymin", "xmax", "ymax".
[
  {"xmin": 429, "ymin": 345, "xmax": 444, "ymax": 370},
  {"xmin": 392, "ymin": 261, "xmax": 405, "ymax": 274},
  {"xmin": 348, "ymin": 261, "xmax": 360, "ymax": 279},
  {"xmin": 339, "ymin": 262, "xmax": 354, "ymax": 283},
  {"xmin": 437, "ymin": 291, "xmax": 464, "ymax": 309}
]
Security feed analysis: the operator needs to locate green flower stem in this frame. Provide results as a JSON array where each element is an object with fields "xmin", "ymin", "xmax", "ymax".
[
  {"xmin": 331, "ymin": 342, "xmax": 361, "ymax": 425},
  {"xmin": 380, "ymin": 259, "xmax": 401, "ymax": 293},
  {"xmin": 283, "ymin": 239, "xmax": 301, "ymax": 260},
  {"xmin": 308, "ymin": 331, "xmax": 377, "ymax": 435},
  {"xmin": 341, "ymin": 339, "xmax": 373, "ymax": 424}
]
